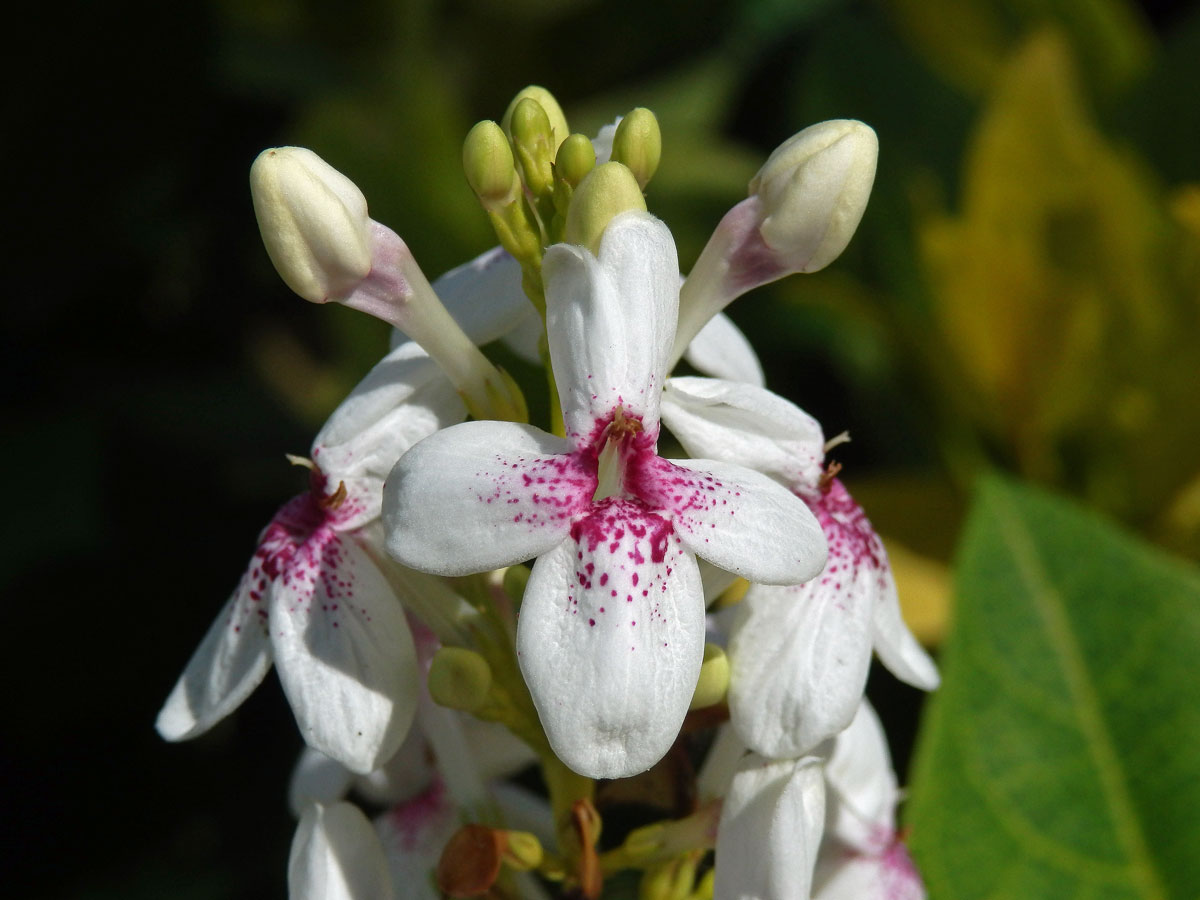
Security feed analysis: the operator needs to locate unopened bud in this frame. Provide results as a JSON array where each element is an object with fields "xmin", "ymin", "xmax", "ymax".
[
  {"xmin": 556, "ymin": 133, "xmax": 596, "ymax": 187},
  {"xmin": 500, "ymin": 831, "xmax": 544, "ymax": 871},
  {"xmin": 510, "ymin": 98, "xmax": 557, "ymax": 197},
  {"xmin": 250, "ymin": 147, "xmax": 372, "ymax": 303},
  {"xmin": 502, "ymin": 85, "xmax": 569, "ymax": 151},
  {"xmin": 428, "ymin": 646, "xmax": 492, "ymax": 712},
  {"xmin": 610, "ymin": 108, "xmax": 661, "ymax": 190},
  {"xmin": 750, "ymin": 119, "xmax": 878, "ymax": 273},
  {"xmin": 689, "ymin": 643, "xmax": 729, "ymax": 710},
  {"xmin": 463, "ymin": 121, "xmax": 521, "ymax": 209},
  {"xmin": 565, "ymin": 162, "xmax": 646, "ymax": 253}
]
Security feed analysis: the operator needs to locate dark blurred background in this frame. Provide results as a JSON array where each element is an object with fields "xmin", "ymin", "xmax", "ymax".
[{"xmin": 6, "ymin": 0, "xmax": 1198, "ymax": 896}]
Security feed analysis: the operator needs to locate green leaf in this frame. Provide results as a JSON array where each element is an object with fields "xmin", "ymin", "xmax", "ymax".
[{"xmin": 907, "ymin": 474, "xmax": 1200, "ymax": 900}]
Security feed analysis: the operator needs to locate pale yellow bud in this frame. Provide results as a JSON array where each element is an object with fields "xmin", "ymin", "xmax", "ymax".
[
  {"xmin": 750, "ymin": 119, "xmax": 878, "ymax": 273},
  {"xmin": 428, "ymin": 646, "xmax": 492, "ymax": 712},
  {"xmin": 564, "ymin": 161, "xmax": 647, "ymax": 253},
  {"xmin": 509, "ymin": 98, "xmax": 556, "ymax": 197},
  {"xmin": 463, "ymin": 120, "xmax": 521, "ymax": 209},
  {"xmin": 249, "ymin": 147, "xmax": 373, "ymax": 302},
  {"xmin": 501, "ymin": 85, "xmax": 569, "ymax": 151},
  {"xmin": 689, "ymin": 642, "xmax": 729, "ymax": 709},
  {"xmin": 555, "ymin": 132, "xmax": 596, "ymax": 187},
  {"xmin": 610, "ymin": 108, "xmax": 661, "ymax": 189}
]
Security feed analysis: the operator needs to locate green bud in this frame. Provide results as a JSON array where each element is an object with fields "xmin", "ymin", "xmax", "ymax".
[
  {"xmin": 611, "ymin": 108, "xmax": 662, "ymax": 189},
  {"xmin": 502, "ymin": 85, "xmax": 569, "ymax": 151},
  {"xmin": 555, "ymin": 133, "xmax": 596, "ymax": 187},
  {"xmin": 565, "ymin": 162, "xmax": 646, "ymax": 253},
  {"xmin": 510, "ymin": 98, "xmax": 556, "ymax": 197},
  {"xmin": 463, "ymin": 120, "xmax": 521, "ymax": 210},
  {"xmin": 428, "ymin": 646, "xmax": 492, "ymax": 712},
  {"xmin": 689, "ymin": 643, "xmax": 729, "ymax": 710},
  {"xmin": 639, "ymin": 858, "xmax": 695, "ymax": 900}
]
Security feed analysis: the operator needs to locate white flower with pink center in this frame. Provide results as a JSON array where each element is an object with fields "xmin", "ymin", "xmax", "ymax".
[
  {"xmin": 383, "ymin": 212, "xmax": 827, "ymax": 778},
  {"xmin": 157, "ymin": 341, "xmax": 465, "ymax": 774},
  {"xmin": 660, "ymin": 376, "xmax": 939, "ymax": 760}
]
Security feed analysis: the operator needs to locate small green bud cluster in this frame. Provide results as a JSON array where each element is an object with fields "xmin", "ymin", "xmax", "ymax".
[{"xmin": 462, "ymin": 87, "xmax": 665, "ymax": 315}]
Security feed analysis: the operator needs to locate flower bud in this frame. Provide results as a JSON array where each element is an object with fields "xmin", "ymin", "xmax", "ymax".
[
  {"xmin": 249, "ymin": 147, "xmax": 373, "ymax": 302},
  {"xmin": 509, "ymin": 97, "xmax": 556, "ymax": 197},
  {"xmin": 689, "ymin": 642, "xmax": 729, "ymax": 709},
  {"xmin": 500, "ymin": 831, "xmax": 544, "ymax": 871},
  {"xmin": 501, "ymin": 85, "xmax": 569, "ymax": 151},
  {"xmin": 463, "ymin": 120, "xmax": 521, "ymax": 210},
  {"xmin": 428, "ymin": 646, "xmax": 492, "ymax": 712},
  {"xmin": 750, "ymin": 119, "xmax": 878, "ymax": 273},
  {"xmin": 555, "ymin": 133, "xmax": 596, "ymax": 187},
  {"xmin": 564, "ymin": 161, "xmax": 646, "ymax": 253},
  {"xmin": 610, "ymin": 107, "xmax": 661, "ymax": 189}
]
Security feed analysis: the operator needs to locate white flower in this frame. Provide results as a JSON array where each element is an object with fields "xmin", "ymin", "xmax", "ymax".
[
  {"xmin": 710, "ymin": 734, "xmax": 828, "ymax": 900},
  {"xmin": 661, "ymin": 377, "xmax": 938, "ymax": 759},
  {"xmin": 383, "ymin": 212, "xmax": 827, "ymax": 778},
  {"xmin": 813, "ymin": 701, "xmax": 926, "ymax": 900},
  {"xmin": 156, "ymin": 341, "xmax": 465, "ymax": 774}
]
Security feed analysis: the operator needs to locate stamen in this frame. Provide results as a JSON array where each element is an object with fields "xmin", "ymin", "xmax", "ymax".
[
  {"xmin": 284, "ymin": 453, "xmax": 315, "ymax": 470},
  {"xmin": 818, "ymin": 460, "xmax": 843, "ymax": 494},
  {"xmin": 823, "ymin": 430, "xmax": 851, "ymax": 453},
  {"xmin": 318, "ymin": 480, "xmax": 348, "ymax": 510}
]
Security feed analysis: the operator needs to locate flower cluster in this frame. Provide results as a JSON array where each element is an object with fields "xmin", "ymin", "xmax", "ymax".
[{"xmin": 158, "ymin": 85, "xmax": 936, "ymax": 900}]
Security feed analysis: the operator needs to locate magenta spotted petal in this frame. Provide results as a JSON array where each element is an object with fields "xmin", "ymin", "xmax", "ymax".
[{"xmin": 383, "ymin": 212, "xmax": 826, "ymax": 778}]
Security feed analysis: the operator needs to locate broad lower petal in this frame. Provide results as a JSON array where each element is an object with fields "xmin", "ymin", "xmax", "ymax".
[
  {"xmin": 682, "ymin": 313, "xmax": 765, "ymax": 387},
  {"xmin": 727, "ymin": 572, "xmax": 874, "ymax": 759},
  {"xmin": 156, "ymin": 564, "xmax": 273, "ymax": 741},
  {"xmin": 872, "ymin": 573, "xmax": 940, "ymax": 691},
  {"xmin": 661, "ymin": 376, "xmax": 825, "ymax": 492},
  {"xmin": 271, "ymin": 535, "xmax": 419, "ymax": 774},
  {"xmin": 636, "ymin": 456, "xmax": 827, "ymax": 585},
  {"xmin": 289, "ymin": 802, "xmax": 394, "ymax": 900},
  {"xmin": 517, "ymin": 505, "xmax": 706, "ymax": 778},
  {"xmin": 714, "ymin": 753, "xmax": 826, "ymax": 900},
  {"xmin": 383, "ymin": 420, "xmax": 592, "ymax": 576},
  {"xmin": 313, "ymin": 342, "xmax": 465, "ymax": 528},
  {"xmin": 544, "ymin": 212, "xmax": 679, "ymax": 440}
]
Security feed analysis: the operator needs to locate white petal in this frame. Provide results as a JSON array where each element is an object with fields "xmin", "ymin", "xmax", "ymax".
[
  {"xmin": 714, "ymin": 753, "xmax": 825, "ymax": 900},
  {"xmin": 824, "ymin": 700, "xmax": 899, "ymax": 852},
  {"xmin": 375, "ymin": 780, "xmax": 459, "ymax": 900},
  {"xmin": 544, "ymin": 212, "xmax": 679, "ymax": 441},
  {"xmin": 727, "ymin": 571, "xmax": 875, "ymax": 759},
  {"xmin": 813, "ymin": 850, "xmax": 926, "ymax": 900},
  {"xmin": 390, "ymin": 245, "xmax": 533, "ymax": 350},
  {"xmin": 682, "ymin": 313, "xmax": 765, "ymax": 387},
  {"xmin": 661, "ymin": 376, "xmax": 825, "ymax": 491},
  {"xmin": 517, "ymin": 504, "xmax": 706, "ymax": 778},
  {"xmin": 872, "ymin": 572, "xmax": 940, "ymax": 691},
  {"xmin": 353, "ymin": 719, "xmax": 436, "ymax": 807},
  {"xmin": 156, "ymin": 563, "xmax": 273, "ymax": 741},
  {"xmin": 697, "ymin": 723, "xmax": 748, "ymax": 801},
  {"xmin": 500, "ymin": 304, "xmax": 546, "ymax": 364},
  {"xmin": 271, "ymin": 534, "xmax": 419, "ymax": 774},
  {"xmin": 289, "ymin": 802, "xmax": 394, "ymax": 900},
  {"xmin": 636, "ymin": 456, "xmax": 827, "ymax": 585},
  {"xmin": 289, "ymin": 748, "xmax": 356, "ymax": 818},
  {"xmin": 312, "ymin": 342, "xmax": 465, "ymax": 525},
  {"xmin": 383, "ymin": 420, "xmax": 592, "ymax": 576}
]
